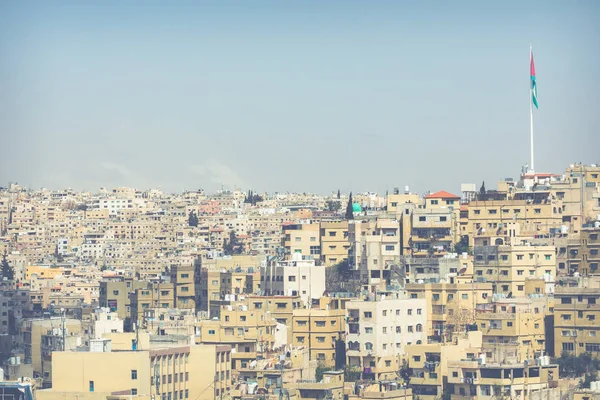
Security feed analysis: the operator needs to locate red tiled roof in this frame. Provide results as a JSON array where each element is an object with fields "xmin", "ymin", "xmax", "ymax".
[{"xmin": 424, "ymin": 190, "xmax": 460, "ymax": 199}]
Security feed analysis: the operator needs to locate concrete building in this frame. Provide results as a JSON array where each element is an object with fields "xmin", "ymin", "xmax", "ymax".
[
  {"xmin": 39, "ymin": 343, "xmax": 231, "ymax": 400},
  {"xmin": 291, "ymin": 307, "xmax": 346, "ymax": 367},
  {"xmin": 473, "ymin": 243, "xmax": 556, "ymax": 295},
  {"xmin": 447, "ymin": 359, "xmax": 559, "ymax": 400},
  {"xmin": 554, "ymin": 281, "xmax": 600, "ymax": 358},
  {"xmin": 319, "ymin": 221, "xmax": 350, "ymax": 267},
  {"xmin": 261, "ymin": 254, "xmax": 325, "ymax": 307},
  {"xmin": 348, "ymin": 218, "xmax": 402, "ymax": 291},
  {"xmin": 283, "ymin": 222, "xmax": 321, "ymax": 260},
  {"xmin": 345, "ymin": 295, "xmax": 427, "ymax": 380},
  {"xmin": 405, "ymin": 281, "xmax": 493, "ymax": 338},
  {"xmin": 405, "ymin": 331, "xmax": 483, "ymax": 400}
]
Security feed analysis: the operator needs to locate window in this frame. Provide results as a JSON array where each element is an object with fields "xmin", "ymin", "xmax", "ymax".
[
  {"xmin": 419, "ymin": 216, "xmax": 426, "ymax": 222},
  {"xmin": 501, "ymin": 255, "xmax": 508, "ymax": 261},
  {"xmin": 408, "ymin": 326, "xmax": 413, "ymax": 332},
  {"xmin": 113, "ymin": 290, "xmax": 119, "ymax": 295},
  {"xmin": 364, "ymin": 312, "xmax": 372, "ymax": 318},
  {"xmin": 561, "ymin": 297, "xmax": 572, "ymax": 304},
  {"xmin": 89, "ymin": 381, "xmax": 94, "ymax": 392},
  {"xmin": 462, "ymin": 294, "xmax": 468, "ymax": 300},
  {"xmin": 315, "ymin": 321, "xmax": 325, "ymax": 327},
  {"xmin": 534, "ymin": 208, "xmax": 541, "ymax": 214},
  {"xmin": 385, "ymin": 245, "xmax": 395, "ymax": 251},
  {"xmin": 433, "ymin": 294, "xmax": 440, "ymax": 301},
  {"xmin": 383, "ymin": 310, "xmax": 387, "ymax": 316},
  {"xmin": 310, "ymin": 236, "xmax": 316, "ymax": 242},
  {"xmin": 365, "ymin": 342, "xmax": 373, "ymax": 350},
  {"xmin": 131, "ymin": 389, "xmax": 138, "ymax": 395},
  {"xmin": 383, "ymin": 327, "xmax": 387, "ymax": 334},
  {"xmin": 489, "ymin": 209, "xmax": 497, "ymax": 214},
  {"xmin": 517, "ymin": 255, "xmax": 523, "ymax": 260},
  {"xmin": 310, "ymin": 246, "xmax": 320, "ymax": 255},
  {"xmin": 385, "ymin": 360, "xmax": 391, "ymax": 367},
  {"xmin": 208, "ymin": 329, "xmax": 216, "ymax": 334},
  {"xmin": 365, "ymin": 327, "xmax": 373, "ymax": 334},
  {"xmin": 316, "ymin": 337, "xmax": 325, "ymax": 343},
  {"xmin": 562, "ymin": 343, "xmax": 574, "ymax": 351},
  {"xmin": 507, "ymin": 322, "xmax": 513, "ymax": 327},
  {"xmin": 407, "ymin": 309, "xmax": 412, "ymax": 315},
  {"xmin": 131, "ymin": 370, "xmax": 137, "ymax": 380},
  {"xmin": 440, "ymin": 216, "xmax": 447, "ymax": 222},
  {"xmin": 417, "ymin": 308, "xmax": 422, "ymax": 315},
  {"xmin": 288, "ymin": 276, "xmax": 296, "ymax": 282},
  {"xmin": 416, "ymin": 324, "xmax": 423, "ymax": 332},
  {"xmin": 545, "ymin": 254, "xmax": 552, "ymax": 260},
  {"xmin": 562, "ymin": 314, "xmax": 572, "ymax": 320},
  {"xmin": 517, "ymin": 285, "xmax": 524, "ymax": 291},
  {"xmin": 396, "ymin": 326, "xmax": 401, "ymax": 333}
]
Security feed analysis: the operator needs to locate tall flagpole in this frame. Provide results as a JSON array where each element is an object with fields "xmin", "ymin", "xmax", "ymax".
[{"xmin": 529, "ymin": 45, "xmax": 535, "ymax": 173}]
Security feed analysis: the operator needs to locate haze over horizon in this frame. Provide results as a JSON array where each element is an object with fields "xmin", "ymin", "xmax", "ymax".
[{"xmin": 1, "ymin": 1, "xmax": 599, "ymax": 195}]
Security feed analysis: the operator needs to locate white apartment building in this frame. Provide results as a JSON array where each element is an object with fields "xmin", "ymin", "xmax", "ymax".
[
  {"xmin": 346, "ymin": 295, "xmax": 428, "ymax": 381},
  {"xmin": 260, "ymin": 253, "xmax": 325, "ymax": 307}
]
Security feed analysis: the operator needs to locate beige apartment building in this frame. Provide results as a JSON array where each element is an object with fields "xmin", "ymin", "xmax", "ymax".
[
  {"xmin": 386, "ymin": 189, "xmax": 421, "ymax": 215},
  {"xmin": 283, "ymin": 222, "xmax": 321, "ymax": 260},
  {"xmin": 405, "ymin": 281, "xmax": 493, "ymax": 338},
  {"xmin": 465, "ymin": 200, "xmax": 562, "ymax": 247},
  {"xmin": 99, "ymin": 277, "xmax": 147, "ymax": 322},
  {"xmin": 476, "ymin": 308, "xmax": 546, "ymax": 362},
  {"xmin": 319, "ymin": 220, "xmax": 350, "ymax": 266},
  {"xmin": 562, "ymin": 227, "xmax": 600, "ymax": 275},
  {"xmin": 554, "ymin": 283, "xmax": 600, "ymax": 358},
  {"xmin": 346, "ymin": 296, "xmax": 427, "ymax": 381},
  {"xmin": 22, "ymin": 317, "xmax": 83, "ymax": 387},
  {"xmin": 473, "ymin": 244, "xmax": 556, "ymax": 295},
  {"xmin": 405, "ymin": 331, "xmax": 483, "ymax": 400},
  {"xmin": 196, "ymin": 304, "xmax": 280, "ymax": 373},
  {"xmin": 348, "ymin": 218, "xmax": 402, "ymax": 291},
  {"xmin": 171, "ymin": 263, "xmax": 198, "ymax": 309},
  {"xmin": 447, "ymin": 359, "xmax": 559, "ymax": 400},
  {"xmin": 129, "ymin": 282, "xmax": 176, "ymax": 324},
  {"xmin": 41, "ymin": 343, "xmax": 231, "ymax": 400},
  {"xmin": 409, "ymin": 208, "xmax": 458, "ymax": 258},
  {"xmin": 291, "ymin": 308, "xmax": 346, "ymax": 367}
]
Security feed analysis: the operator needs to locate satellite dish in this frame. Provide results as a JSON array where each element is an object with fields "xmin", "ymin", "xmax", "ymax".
[{"xmin": 507, "ymin": 292, "xmax": 513, "ymax": 298}]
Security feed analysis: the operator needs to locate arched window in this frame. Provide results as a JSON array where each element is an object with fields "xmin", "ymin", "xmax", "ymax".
[
  {"xmin": 416, "ymin": 324, "xmax": 423, "ymax": 332},
  {"xmin": 495, "ymin": 238, "xmax": 504, "ymax": 245},
  {"xmin": 365, "ymin": 342, "xmax": 373, "ymax": 351}
]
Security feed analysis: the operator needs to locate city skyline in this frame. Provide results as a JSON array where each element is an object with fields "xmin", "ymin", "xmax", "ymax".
[{"xmin": 1, "ymin": 1, "xmax": 599, "ymax": 194}]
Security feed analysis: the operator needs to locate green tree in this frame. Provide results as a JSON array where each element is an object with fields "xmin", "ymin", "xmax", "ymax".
[
  {"xmin": 315, "ymin": 362, "xmax": 333, "ymax": 382},
  {"xmin": 1, "ymin": 252, "xmax": 14, "ymax": 280},
  {"xmin": 188, "ymin": 211, "xmax": 199, "ymax": 227},
  {"xmin": 454, "ymin": 235, "xmax": 471, "ymax": 255},
  {"xmin": 326, "ymin": 200, "xmax": 341, "ymax": 212},
  {"xmin": 479, "ymin": 181, "xmax": 486, "ymax": 200},
  {"xmin": 345, "ymin": 192, "xmax": 354, "ymax": 220},
  {"xmin": 223, "ymin": 230, "xmax": 243, "ymax": 255}
]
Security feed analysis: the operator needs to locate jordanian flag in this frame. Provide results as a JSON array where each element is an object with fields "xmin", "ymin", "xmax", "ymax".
[{"xmin": 530, "ymin": 49, "xmax": 538, "ymax": 108}]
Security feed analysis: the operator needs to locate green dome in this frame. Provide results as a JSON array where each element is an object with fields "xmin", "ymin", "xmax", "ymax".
[{"xmin": 352, "ymin": 203, "xmax": 362, "ymax": 212}]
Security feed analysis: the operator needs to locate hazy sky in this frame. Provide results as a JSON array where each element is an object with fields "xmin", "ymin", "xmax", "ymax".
[{"xmin": 1, "ymin": 1, "xmax": 599, "ymax": 195}]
